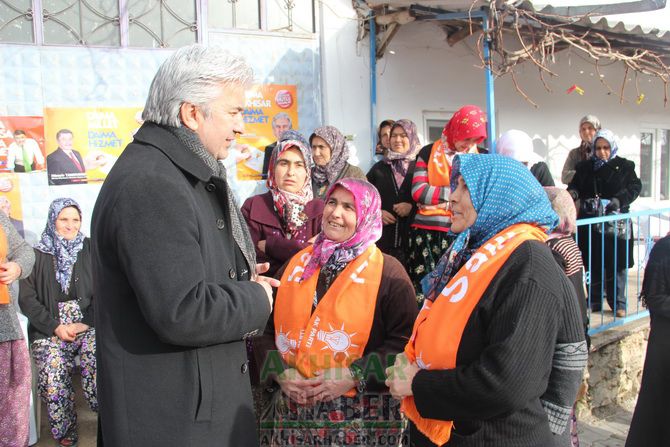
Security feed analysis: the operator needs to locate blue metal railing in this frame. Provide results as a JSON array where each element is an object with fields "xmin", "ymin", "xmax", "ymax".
[{"xmin": 575, "ymin": 207, "xmax": 670, "ymax": 335}]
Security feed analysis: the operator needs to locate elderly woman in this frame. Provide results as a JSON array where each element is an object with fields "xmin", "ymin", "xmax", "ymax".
[
  {"xmin": 367, "ymin": 119, "xmax": 420, "ymax": 263},
  {"xmin": 386, "ymin": 154, "xmax": 587, "ymax": 447},
  {"xmin": 310, "ymin": 125, "xmax": 366, "ymax": 198},
  {"xmin": 497, "ymin": 129, "xmax": 555, "ymax": 186},
  {"xmin": 626, "ymin": 233, "xmax": 670, "ymax": 447},
  {"xmin": 260, "ymin": 178, "xmax": 418, "ymax": 445},
  {"xmin": 568, "ymin": 129, "xmax": 641, "ymax": 317},
  {"xmin": 0, "ymin": 211, "xmax": 35, "ymax": 446},
  {"xmin": 242, "ymin": 139, "xmax": 324, "ymax": 278},
  {"xmin": 19, "ymin": 198, "xmax": 97, "ymax": 447},
  {"xmin": 562, "ymin": 115, "xmax": 600, "ymax": 185},
  {"xmin": 408, "ymin": 105, "xmax": 487, "ymax": 304}
]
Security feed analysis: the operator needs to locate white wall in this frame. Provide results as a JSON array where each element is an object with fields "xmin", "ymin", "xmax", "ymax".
[{"xmin": 320, "ymin": 2, "xmax": 670, "ymax": 207}]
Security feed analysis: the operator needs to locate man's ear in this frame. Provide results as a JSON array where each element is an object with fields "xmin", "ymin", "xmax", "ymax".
[{"xmin": 180, "ymin": 102, "xmax": 199, "ymax": 131}]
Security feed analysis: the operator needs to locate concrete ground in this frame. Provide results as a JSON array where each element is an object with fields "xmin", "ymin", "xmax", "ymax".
[{"xmin": 31, "ymin": 379, "xmax": 636, "ymax": 447}]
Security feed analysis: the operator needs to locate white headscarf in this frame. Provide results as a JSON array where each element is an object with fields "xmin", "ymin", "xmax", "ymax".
[{"xmin": 496, "ymin": 129, "xmax": 543, "ymax": 169}]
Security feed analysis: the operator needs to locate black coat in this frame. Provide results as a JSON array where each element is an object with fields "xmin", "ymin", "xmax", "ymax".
[
  {"xmin": 568, "ymin": 156, "xmax": 641, "ymax": 271},
  {"xmin": 19, "ymin": 239, "xmax": 94, "ymax": 342},
  {"xmin": 366, "ymin": 160, "xmax": 415, "ymax": 262},
  {"xmin": 92, "ymin": 122, "xmax": 271, "ymax": 447}
]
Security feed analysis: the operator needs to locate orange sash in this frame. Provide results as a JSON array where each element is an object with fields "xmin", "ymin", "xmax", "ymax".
[
  {"xmin": 0, "ymin": 226, "xmax": 9, "ymax": 305},
  {"xmin": 275, "ymin": 245, "xmax": 384, "ymax": 396},
  {"xmin": 419, "ymin": 141, "xmax": 452, "ymax": 218},
  {"xmin": 402, "ymin": 223, "xmax": 548, "ymax": 445}
]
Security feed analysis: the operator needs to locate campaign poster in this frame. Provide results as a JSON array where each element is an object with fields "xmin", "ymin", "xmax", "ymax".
[
  {"xmin": 0, "ymin": 116, "xmax": 46, "ymax": 173},
  {"xmin": 44, "ymin": 107, "xmax": 143, "ymax": 185},
  {"xmin": 236, "ymin": 85, "xmax": 299, "ymax": 181},
  {"xmin": 0, "ymin": 173, "xmax": 25, "ymax": 237}
]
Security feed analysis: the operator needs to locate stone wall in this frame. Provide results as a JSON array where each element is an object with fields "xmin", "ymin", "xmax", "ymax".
[{"xmin": 576, "ymin": 318, "xmax": 649, "ymax": 419}]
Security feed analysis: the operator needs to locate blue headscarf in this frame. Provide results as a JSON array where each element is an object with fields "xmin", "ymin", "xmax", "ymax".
[
  {"xmin": 35, "ymin": 198, "xmax": 85, "ymax": 293},
  {"xmin": 590, "ymin": 129, "xmax": 619, "ymax": 171},
  {"xmin": 421, "ymin": 154, "xmax": 558, "ymax": 300}
]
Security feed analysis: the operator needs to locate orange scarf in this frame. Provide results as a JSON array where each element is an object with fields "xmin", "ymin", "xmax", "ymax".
[
  {"xmin": 402, "ymin": 223, "xmax": 548, "ymax": 445},
  {"xmin": 0, "ymin": 226, "xmax": 9, "ymax": 305},
  {"xmin": 275, "ymin": 245, "xmax": 384, "ymax": 396},
  {"xmin": 418, "ymin": 141, "xmax": 452, "ymax": 218}
]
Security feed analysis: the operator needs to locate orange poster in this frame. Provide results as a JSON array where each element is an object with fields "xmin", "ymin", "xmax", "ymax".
[
  {"xmin": 0, "ymin": 173, "xmax": 25, "ymax": 237},
  {"xmin": 44, "ymin": 107, "xmax": 143, "ymax": 185},
  {"xmin": 236, "ymin": 85, "xmax": 298, "ymax": 181},
  {"xmin": 0, "ymin": 116, "xmax": 46, "ymax": 173}
]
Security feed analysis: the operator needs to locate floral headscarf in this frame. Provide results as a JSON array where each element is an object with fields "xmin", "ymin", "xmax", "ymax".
[
  {"xmin": 310, "ymin": 125, "xmax": 350, "ymax": 185},
  {"xmin": 421, "ymin": 154, "xmax": 558, "ymax": 300},
  {"xmin": 444, "ymin": 105, "xmax": 488, "ymax": 151},
  {"xmin": 590, "ymin": 129, "xmax": 619, "ymax": 171},
  {"xmin": 544, "ymin": 187, "xmax": 577, "ymax": 236},
  {"xmin": 279, "ymin": 130, "xmax": 310, "ymax": 150},
  {"xmin": 267, "ymin": 140, "xmax": 314, "ymax": 237},
  {"xmin": 35, "ymin": 198, "xmax": 85, "ymax": 293},
  {"xmin": 302, "ymin": 178, "xmax": 383, "ymax": 281},
  {"xmin": 384, "ymin": 119, "xmax": 422, "ymax": 187}
]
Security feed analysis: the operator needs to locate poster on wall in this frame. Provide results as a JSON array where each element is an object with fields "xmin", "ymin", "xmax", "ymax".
[
  {"xmin": 0, "ymin": 116, "xmax": 46, "ymax": 173},
  {"xmin": 44, "ymin": 107, "xmax": 143, "ymax": 185},
  {"xmin": 0, "ymin": 173, "xmax": 25, "ymax": 237},
  {"xmin": 236, "ymin": 85, "xmax": 298, "ymax": 181}
]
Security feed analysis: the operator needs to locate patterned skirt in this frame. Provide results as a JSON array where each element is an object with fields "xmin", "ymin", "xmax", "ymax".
[{"xmin": 407, "ymin": 228, "xmax": 455, "ymax": 306}]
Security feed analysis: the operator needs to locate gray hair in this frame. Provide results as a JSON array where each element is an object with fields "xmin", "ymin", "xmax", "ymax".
[
  {"xmin": 272, "ymin": 112, "xmax": 293, "ymax": 129},
  {"xmin": 142, "ymin": 44, "xmax": 254, "ymax": 127}
]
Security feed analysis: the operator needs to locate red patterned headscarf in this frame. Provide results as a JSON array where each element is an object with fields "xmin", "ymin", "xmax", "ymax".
[{"xmin": 443, "ymin": 105, "xmax": 487, "ymax": 151}]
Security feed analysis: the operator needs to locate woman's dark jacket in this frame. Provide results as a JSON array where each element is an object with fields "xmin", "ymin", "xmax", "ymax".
[
  {"xmin": 241, "ymin": 191, "xmax": 324, "ymax": 278},
  {"xmin": 568, "ymin": 156, "xmax": 641, "ymax": 271},
  {"xmin": 367, "ymin": 160, "xmax": 416, "ymax": 262},
  {"xmin": 19, "ymin": 238, "xmax": 94, "ymax": 343}
]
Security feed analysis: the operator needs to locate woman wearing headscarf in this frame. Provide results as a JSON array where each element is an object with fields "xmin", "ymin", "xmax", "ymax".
[
  {"xmin": 626, "ymin": 233, "xmax": 670, "ymax": 447},
  {"xmin": 386, "ymin": 155, "xmax": 587, "ymax": 447},
  {"xmin": 497, "ymin": 129, "xmax": 555, "ymax": 186},
  {"xmin": 367, "ymin": 119, "xmax": 420, "ymax": 263},
  {"xmin": 0, "ymin": 211, "xmax": 35, "ymax": 447},
  {"xmin": 567, "ymin": 129, "xmax": 641, "ymax": 317},
  {"xmin": 310, "ymin": 125, "xmax": 366, "ymax": 199},
  {"xmin": 19, "ymin": 198, "xmax": 97, "ymax": 447},
  {"xmin": 374, "ymin": 119, "xmax": 395, "ymax": 161},
  {"xmin": 562, "ymin": 115, "xmax": 601, "ymax": 185},
  {"xmin": 242, "ymin": 139, "xmax": 324, "ymax": 278},
  {"xmin": 259, "ymin": 178, "xmax": 418, "ymax": 446},
  {"xmin": 408, "ymin": 105, "xmax": 487, "ymax": 304},
  {"xmin": 545, "ymin": 187, "xmax": 589, "ymax": 447}
]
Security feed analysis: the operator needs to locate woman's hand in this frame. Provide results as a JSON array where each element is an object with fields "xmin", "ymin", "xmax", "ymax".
[
  {"xmin": 54, "ymin": 324, "xmax": 77, "ymax": 342},
  {"xmin": 71, "ymin": 322, "xmax": 90, "ymax": 334},
  {"xmin": 0, "ymin": 261, "xmax": 21, "ymax": 284},
  {"xmin": 277, "ymin": 368, "xmax": 315, "ymax": 405},
  {"xmin": 417, "ymin": 202, "xmax": 448, "ymax": 211},
  {"xmin": 385, "ymin": 353, "xmax": 420, "ymax": 400},
  {"xmin": 381, "ymin": 210, "xmax": 397, "ymax": 225},
  {"xmin": 307, "ymin": 368, "xmax": 356, "ymax": 403},
  {"xmin": 393, "ymin": 202, "xmax": 413, "ymax": 217},
  {"xmin": 257, "ymin": 240, "xmax": 267, "ymax": 253}
]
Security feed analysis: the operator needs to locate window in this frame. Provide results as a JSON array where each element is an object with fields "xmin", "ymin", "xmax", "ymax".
[
  {"xmin": 208, "ymin": 0, "xmax": 314, "ymax": 33},
  {"xmin": 639, "ymin": 128, "xmax": 670, "ymax": 200},
  {"xmin": 425, "ymin": 119, "xmax": 447, "ymax": 143},
  {"xmin": 128, "ymin": 0, "xmax": 197, "ymax": 48},
  {"xmin": 42, "ymin": 0, "xmax": 120, "ymax": 46},
  {"xmin": 0, "ymin": 0, "xmax": 35, "ymax": 43}
]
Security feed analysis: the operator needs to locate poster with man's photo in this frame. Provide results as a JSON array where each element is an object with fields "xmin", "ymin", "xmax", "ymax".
[
  {"xmin": 0, "ymin": 116, "xmax": 46, "ymax": 173},
  {"xmin": 44, "ymin": 107, "xmax": 143, "ymax": 185},
  {"xmin": 236, "ymin": 85, "xmax": 299, "ymax": 181}
]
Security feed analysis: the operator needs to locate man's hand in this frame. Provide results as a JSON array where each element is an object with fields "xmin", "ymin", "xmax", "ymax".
[
  {"xmin": 0, "ymin": 261, "xmax": 21, "ymax": 284},
  {"xmin": 254, "ymin": 262, "xmax": 279, "ymax": 311}
]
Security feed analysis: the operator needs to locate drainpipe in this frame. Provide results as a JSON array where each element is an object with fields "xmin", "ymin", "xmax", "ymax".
[
  {"xmin": 370, "ymin": 11, "xmax": 378, "ymax": 158},
  {"xmin": 482, "ymin": 9, "xmax": 496, "ymax": 153}
]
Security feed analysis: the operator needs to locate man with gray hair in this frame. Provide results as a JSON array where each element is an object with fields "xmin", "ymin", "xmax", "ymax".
[
  {"xmin": 92, "ymin": 44, "xmax": 277, "ymax": 446},
  {"xmin": 261, "ymin": 112, "xmax": 292, "ymax": 178}
]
